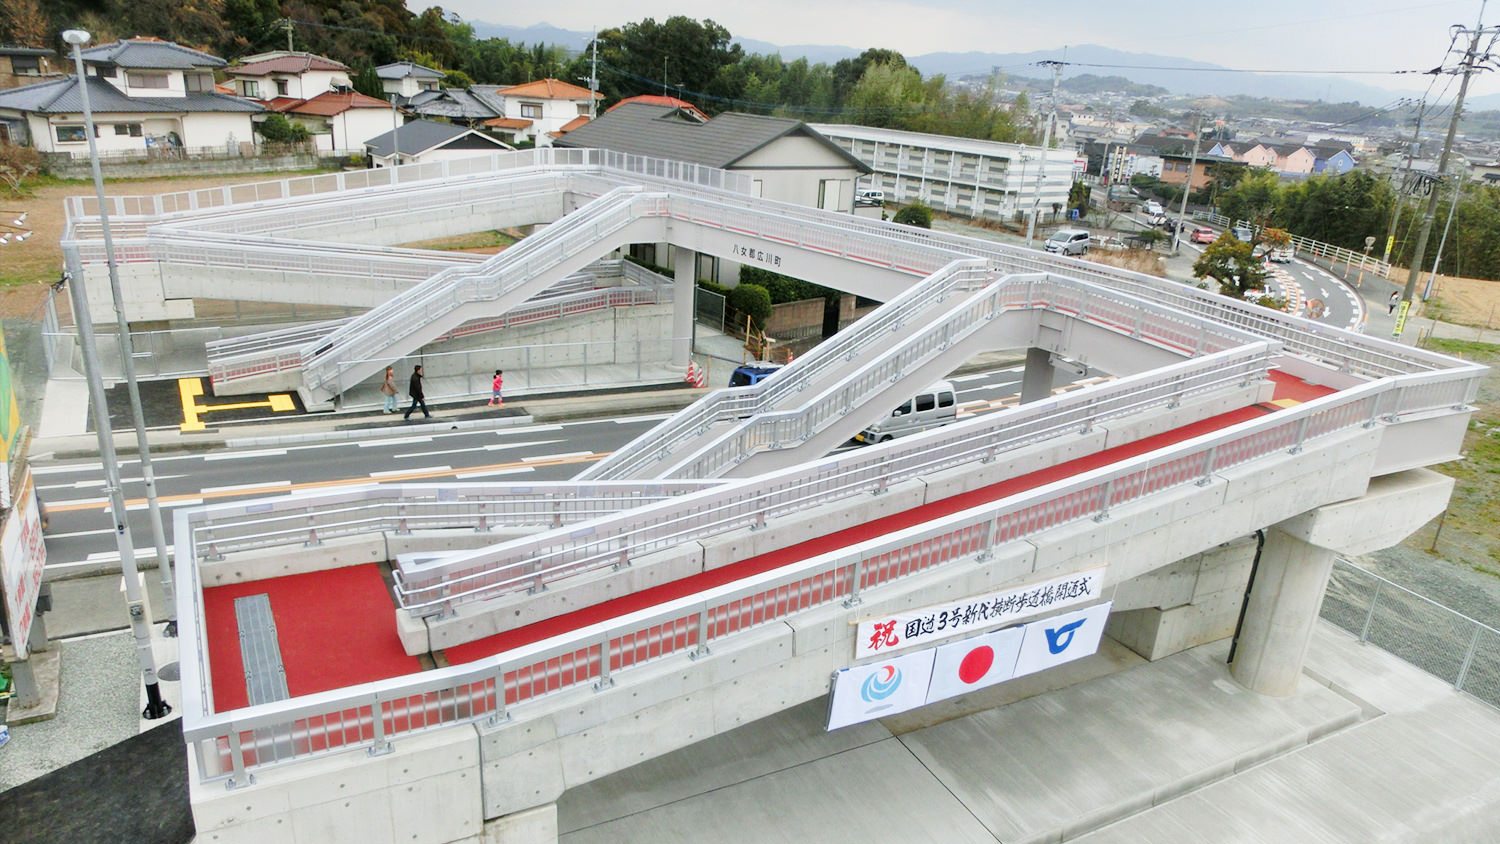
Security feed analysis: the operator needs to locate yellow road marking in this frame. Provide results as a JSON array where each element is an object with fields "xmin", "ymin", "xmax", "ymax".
[
  {"xmin": 178, "ymin": 378, "xmax": 297, "ymax": 433},
  {"xmin": 47, "ymin": 452, "xmax": 608, "ymax": 513}
]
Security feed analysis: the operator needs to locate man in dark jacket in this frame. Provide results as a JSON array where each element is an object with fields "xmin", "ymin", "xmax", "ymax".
[{"xmin": 403, "ymin": 365, "xmax": 431, "ymax": 419}]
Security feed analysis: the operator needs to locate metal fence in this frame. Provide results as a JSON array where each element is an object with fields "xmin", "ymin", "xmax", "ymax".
[{"xmin": 1321, "ymin": 558, "xmax": 1500, "ymax": 708}]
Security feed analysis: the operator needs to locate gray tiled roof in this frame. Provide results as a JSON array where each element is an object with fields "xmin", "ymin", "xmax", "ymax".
[
  {"xmin": 77, "ymin": 38, "xmax": 225, "ymax": 69},
  {"xmin": 364, "ymin": 119, "xmax": 507, "ymax": 156},
  {"xmin": 405, "ymin": 88, "xmax": 498, "ymax": 121},
  {"xmin": 469, "ymin": 85, "xmax": 509, "ymax": 114},
  {"xmin": 376, "ymin": 61, "xmax": 444, "ymax": 80},
  {"xmin": 0, "ymin": 75, "xmax": 262, "ymax": 114},
  {"xmin": 555, "ymin": 103, "xmax": 868, "ymax": 172}
]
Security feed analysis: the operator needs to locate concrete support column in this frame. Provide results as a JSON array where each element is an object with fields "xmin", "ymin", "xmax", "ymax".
[
  {"xmin": 1020, "ymin": 347, "xmax": 1055, "ymax": 404},
  {"xmin": 1228, "ymin": 527, "xmax": 1336, "ymax": 696},
  {"xmin": 671, "ymin": 247, "xmax": 696, "ymax": 367}
]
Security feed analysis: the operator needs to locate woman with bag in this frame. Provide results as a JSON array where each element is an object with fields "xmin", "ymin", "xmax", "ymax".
[{"xmin": 380, "ymin": 366, "xmax": 399, "ymax": 413}]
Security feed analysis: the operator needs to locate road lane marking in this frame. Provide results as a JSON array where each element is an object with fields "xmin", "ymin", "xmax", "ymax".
[
  {"xmin": 370, "ymin": 466, "xmax": 450, "ymax": 478},
  {"xmin": 523, "ymin": 451, "xmax": 592, "ymax": 462},
  {"xmin": 455, "ymin": 467, "xmax": 536, "ymax": 479},
  {"xmin": 204, "ymin": 448, "xmax": 287, "ymax": 461},
  {"xmin": 358, "ymin": 436, "xmax": 433, "ymax": 447},
  {"xmin": 393, "ymin": 439, "xmax": 564, "ymax": 459},
  {"xmin": 201, "ymin": 480, "xmax": 292, "ymax": 494},
  {"xmin": 43, "ymin": 452, "xmax": 609, "ymax": 513}
]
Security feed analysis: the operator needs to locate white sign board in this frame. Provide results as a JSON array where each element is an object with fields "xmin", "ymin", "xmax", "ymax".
[
  {"xmin": 1013, "ymin": 602, "xmax": 1113, "ymax": 678},
  {"xmin": 826, "ymin": 649, "xmax": 936, "ymax": 730},
  {"xmin": 1, "ymin": 468, "xmax": 46, "ymax": 659},
  {"xmin": 924, "ymin": 625, "xmax": 1026, "ymax": 704},
  {"xmin": 854, "ymin": 567, "xmax": 1105, "ymax": 658}
]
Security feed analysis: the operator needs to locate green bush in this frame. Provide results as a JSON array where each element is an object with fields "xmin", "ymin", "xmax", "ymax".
[
  {"xmin": 697, "ymin": 278, "xmax": 731, "ymax": 296},
  {"xmin": 739, "ymin": 267, "xmax": 838, "ymax": 304},
  {"xmin": 892, "ymin": 202, "xmax": 933, "ymax": 228},
  {"xmin": 727, "ymin": 283, "xmax": 772, "ymax": 330},
  {"xmin": 256, "ymin": 113, "xmax": 309, "ymax": 144}
]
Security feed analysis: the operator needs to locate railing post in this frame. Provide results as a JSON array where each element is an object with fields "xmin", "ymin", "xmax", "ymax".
[
  {"xmin": 1093, "ymin": 479, "xmax": 1113, "ymax": 522},
  {"xmin": 593, "ymin": 638, "xmax": 615, "ymax": 691},
  {"xmin": 1289, "ymin": 415, "xmax": 1311, "ymax": 454},
  {"xmin": 976, "ymin": 516, "xmax": 1000, "ymax": 563},
  {"xmin": 367, "ymin": 698, "xmax": 392, "ymax": 756},
  {"xmin": 1358, "ymin": 582, "xmax": 1382, "ymax": 643},
  {"xmin": 690, "ymin": 609, "xmax": 711, "ymax": 659},
  {"xmin": 842, "ymin": 557, "xmax": 864, "ymax": 608},
  {"xmin": 487, "ymin": 666, "xmax": 510, "ymax": 726},
  {"xmin": 225, "ymin": 730, "xmax": 254, "ymax": 789},
  {"xmin": 1197, "ymin": 446, "xmax": 1218, "ymax": 486},
  {"xmin": 1455, "ymin": 625, "xmax": 1483, "ymax": 692}
]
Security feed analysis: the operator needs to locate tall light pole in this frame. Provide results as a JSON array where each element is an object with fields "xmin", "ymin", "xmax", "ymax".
[
  {"xmin": 1025, "ymin": 60, "xmax": 1062, "ymax": 247},
  {"xmin": 1172, "ymin": 112, "xmax": 1205, "ymax": 255},
  {"xmin": 63, "ymin": 28, "xmax": 171, "ymax": 718}
]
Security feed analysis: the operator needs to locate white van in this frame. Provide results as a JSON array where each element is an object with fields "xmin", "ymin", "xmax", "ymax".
[
  {"xmin": 1143, "ymin": 200, "xmax": 1164, "ymax": 216},
  {"xmin": 856, "ymin": 188, "xmax": 885, "ymax": 206},
  {"xmin": 855, "ymin": 381, "xmax": 958, "ymax": 443},
  {"xmin": 1043, "ymin": 229, "xmax": 1090, "ymax": 255}
]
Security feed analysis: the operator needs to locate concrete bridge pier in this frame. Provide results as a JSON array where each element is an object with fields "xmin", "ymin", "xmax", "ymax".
[
  {"xmin": 1019, "ymin": 347, "xmax": 1055, "ymax": 403},
  {"xmin": 672, "ymin": 248, "xmax": 696, "ymax": 368},
  {"xmin": 1230, "ymin": 468, "xmax": 1456, "ymax": 696}
]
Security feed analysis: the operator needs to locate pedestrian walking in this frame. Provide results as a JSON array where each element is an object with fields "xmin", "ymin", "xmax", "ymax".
[
  {"xmin": 403, "ymin": 365, "xmax": 431, "ymax": 420},
  {"xmin": 488, "ymin": 370, "xmax": 504, "ymax": 406},
  {"xmin": 1389, "ymin": 291, "xmax": 1400, "ymax": 315},
  {"xmin": 380, "ymin": 366, "xmax": 399, "ymax": 413}
]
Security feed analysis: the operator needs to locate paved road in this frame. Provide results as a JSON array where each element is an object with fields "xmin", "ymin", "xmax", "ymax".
[{"xmin": 36, "ymin": 363, "xmax": 1095, "ymax": 595}]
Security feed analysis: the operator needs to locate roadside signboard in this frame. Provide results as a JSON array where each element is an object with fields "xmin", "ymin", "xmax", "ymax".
[
  {"xmin": 854, "ymin": 567, "xmax": 1105, "ymax": 659},
  {"xmin": 1, "ymin": 467, "xmax": 46, "ymax": 658}
]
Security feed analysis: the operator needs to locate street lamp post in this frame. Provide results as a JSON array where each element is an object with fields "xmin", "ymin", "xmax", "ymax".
[{"xmin": 62, "ymin": 28, "xmax": 172, "ymax": 719}]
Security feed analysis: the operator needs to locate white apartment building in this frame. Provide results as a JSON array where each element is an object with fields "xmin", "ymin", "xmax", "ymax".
[{"xmin": 810, "ymin": 123, "xmax": 1078, "ymax": 223}]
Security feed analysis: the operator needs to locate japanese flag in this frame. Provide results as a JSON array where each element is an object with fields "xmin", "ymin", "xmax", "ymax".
[{"xmin": 924, "ymin": 625, "xmax": 1025, "ymax": 704}]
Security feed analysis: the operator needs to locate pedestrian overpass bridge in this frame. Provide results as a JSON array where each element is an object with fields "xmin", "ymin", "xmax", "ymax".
[{"xmin": 63, "ymin": 152, "xmax": 1484, "ymax": 842}]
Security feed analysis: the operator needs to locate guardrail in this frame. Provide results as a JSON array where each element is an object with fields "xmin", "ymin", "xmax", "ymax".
[
  {"xmin": 393, "ymin": 342, "xmax": 1282, "ymax": 615},
  {"xmin": 1321, "ymin": 557, "xmax": 1500, "ymax": 711},
  {"xmin": 1197, "ymin": 212, "xmax": 1391, "ymax": 279},
  {"xmin": 180, "ymin": 357, "xmax": 1423, "ymax": 787}
]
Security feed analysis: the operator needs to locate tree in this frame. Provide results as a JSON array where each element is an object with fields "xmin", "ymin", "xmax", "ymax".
[
  {"xmin": 727, "ymin": 282, "xmax": 772, "ymax": 330},
  {"xmin": 892, "ymin": 202, "xmax": 933, "ymax": 228},
  {"xmin": 1192, "ymin": 235, "xmax": 1266, "ymax": 298},
  {"xmin": 1216, "ymin": 169, "xmax": 1280, "ymax": 233},
  {"xmin": 352, "ymin": 65, "xmax": 386, "ymax": 100},
  {"xmin": 256, "ymin": 113, "xmax": 309, "ymax": 144},
  {"xmin": 0, "ymin": 143, "xmax": 42, "ymax": 196},
  {"xmin": 1, "ymin": 0, "xmax": 48, "ymax": 47},
  {"xmin": 1068, "ymin": 181, "xmax": 1092, "ymax": 218},
  {"xmin": 592, "ymin": 17, "xmax": 744, "ymax": 112}
]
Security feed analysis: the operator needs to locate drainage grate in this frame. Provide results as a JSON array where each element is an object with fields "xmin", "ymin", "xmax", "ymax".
[{"xmin": 235, "ymin": 594, "xmax": 289, "ymax": 706}]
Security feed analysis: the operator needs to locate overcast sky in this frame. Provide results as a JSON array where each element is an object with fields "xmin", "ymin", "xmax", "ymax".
[{"xmin": 432, "ymin": 0, "xmax": 1500, "ymax": 98}]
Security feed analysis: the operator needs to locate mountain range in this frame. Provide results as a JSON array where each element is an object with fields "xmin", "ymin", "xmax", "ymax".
[{"xmin": 467, "ymin": 22, "xmax": 1477, "ymax": 109}]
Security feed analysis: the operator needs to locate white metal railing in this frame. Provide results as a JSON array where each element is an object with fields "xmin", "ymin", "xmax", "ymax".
[
  {"xmin": 179, "ymin": 358, "xmax": 1446, "ymax": 787},
  {"xmin": 390, "ymin": 342, "xmax": 1283, "ymax": 615},
  {"xmin": 205, "ymin": 260, "xmax": 670, "ymax": 388}
]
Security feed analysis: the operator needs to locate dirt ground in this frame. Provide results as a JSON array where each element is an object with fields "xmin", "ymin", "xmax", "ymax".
[
  {"xmin": 0, "ymin": 170, "xmax": 328, "ymax": 320},
  {"xmin": 1402, "ymin": 270, "xmax": 1500, "ymax": 328}
]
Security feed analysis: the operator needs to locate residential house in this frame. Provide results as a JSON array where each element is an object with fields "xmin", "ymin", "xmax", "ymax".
[
  {"xmin": 0, "ymin": 37, "xmax": 262, "ymax": 156},
  {"xmin": 226, "ymin": 51, "xmax": 351, "ymax": 102},
  {"xmin": 0, "ymin": 46, "xmax": 61, "ymax": 92},
  {"xmin": 1269, "ymin": 143, "xmax": 1316, "ymax": 176},
  {"xmin": 1159, "ymin": 152, "xmax": 1237, "ymax": 192},
  {"xmin": 1469, "ymin": 161, "xmax": 1500, "ymax": 184},
  {"xmin": 559, "ymin": 104, "xmax": 870, "ymax": 282},
  {"xmin": 364, "ymin": 118, "xmax": 512, "ymax": 167},
  {"xmin": 1238, "ymin": 144, "xmax": 1279, "ymax": 169},
  {"xmin": 472, "ymin": 79, "xmax": 601, "ymax": 147},
  {"xmin": 273, "ymin": 91, "xmax": 399, "ymax": 153},
  {"xmin": 1309, "ymin": 141, "xmax": 1357, "ymax": 175},
  {"xmin": 609, "ymin": 95, "xmax": 707, "ymax": 123},
  {"xmin": 401, "ymin": 87, "xmax": 497, "ymax": 127},
  {"xmin": 376, "ymin": 62, "xmax": 444, "ymax": 101}
]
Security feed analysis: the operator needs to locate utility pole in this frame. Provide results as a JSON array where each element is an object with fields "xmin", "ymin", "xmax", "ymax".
[
  {"xmin": 589, "ymin": 31, "xmax": 599, "ymax": 119},
  {"xmin": 1172, "ymin": 112, "xmax": 1205, "ymax": 255},
  {"xmin": 1382, "ymin": 97, "xmax": 1426, "ymax": 265},
  {"xmin": 1025, "ymin": 59, "xmax": 1063, "ymax": 247},
  {"xmin": 283, "ymin": 18, "xmax": 294, "ymax": 52},
  {"xmin": 1397, "ymin": 7, "xmax": 1494, "ymax": 338},
  {"xmin": 1425, "ymin": 175, "xmax": 1462, "ymax": 300}
]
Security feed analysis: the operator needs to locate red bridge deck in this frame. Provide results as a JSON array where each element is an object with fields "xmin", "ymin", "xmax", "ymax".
[{"xmin": 202, "ymin": 371, "xmax": 1332, "ymax": 713}]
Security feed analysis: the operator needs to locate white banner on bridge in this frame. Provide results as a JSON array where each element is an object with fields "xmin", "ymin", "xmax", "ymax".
[
  {"xmin": 826, "ymin": 649, "xmax": 936, "ymax": 730},
  {"xmin": 1013, "ymin": 602, "xmax": 1113, "ymax": 678},
  {"xmin": 854, "ymin": 567, "xmax": 1105, "ymax": 659},
  {"xmin": 1, "ymin": 468, "xmax": 47, "ymax": 659}
]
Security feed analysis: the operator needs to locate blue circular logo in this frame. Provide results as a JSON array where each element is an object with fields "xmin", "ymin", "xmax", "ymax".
[{"xmin": 861, "ymin": 665, "xmax": 902, "ymax": 702}]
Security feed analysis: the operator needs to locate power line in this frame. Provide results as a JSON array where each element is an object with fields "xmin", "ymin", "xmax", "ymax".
[{"xmin": 1038, "ymin": 60, "xmax": 1433, "ymax": 77}]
